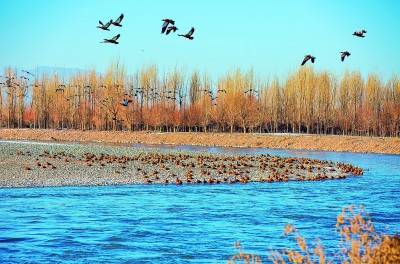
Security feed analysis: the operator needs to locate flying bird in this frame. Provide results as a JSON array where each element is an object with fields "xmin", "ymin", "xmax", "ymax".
[
  {"xmin": 166, "ymin": 25, "xmax": 178, "ymax": 35},
  {"xmin": 97, "ymin": 20, "xmax": 112, "ymax": 31},
  {"xmin": 245, "ymin": 89, "xmax": 258, "ymax": 94},
  {"xmin": 21, "ymin": 70, "xmax": 35, "ymax": 76},
  {"xmin": 178, "ymin": 27, "xmax": 195, "ymax": 40},
  {"xmin": 353, "ymin": 29, "xmax": 366, "ymax": 37},
  {"xmin": 161, "ymin": 19, "xmax": 175, "ymax": 34},
  {"xmin": 101, "ymin": 34, "xmax": 120, "ymax": 44},
  {"xmin": 301, "ymin": 55, "xmax": 315, "ymax": 65},
  {"xmin": 340, "ymin": 51, "xmax": 351, "ymax": 62},
  {"xmin": 56, "ymin": 85, "xmax": 65, "ymax": 92},
  {"xmin": 111, "ymin": 14, "xmax": 124, "ymax": 27},
  {"xmin": 120, "ymin": 99, "xmax": 132, "ymax": 106}
]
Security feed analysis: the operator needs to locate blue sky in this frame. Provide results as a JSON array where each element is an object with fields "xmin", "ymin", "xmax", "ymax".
[{"xmin": 1, "ymin": 0, "xmax": 399, "ymax": 81}]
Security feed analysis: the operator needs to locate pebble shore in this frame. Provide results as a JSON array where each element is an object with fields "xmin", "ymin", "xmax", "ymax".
[{"xmin": 0, "ymin": 140, "xmax": 362, "ymax": 188}]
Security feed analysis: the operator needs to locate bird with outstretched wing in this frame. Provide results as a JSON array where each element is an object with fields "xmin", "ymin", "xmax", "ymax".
[{"xmin": 178, "ymin": 27, "xmax": 195, "ymax": 40}]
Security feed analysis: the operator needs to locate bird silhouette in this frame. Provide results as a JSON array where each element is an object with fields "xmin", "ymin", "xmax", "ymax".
[
  {"xmin": 161, "ymin": 19, "xmax": 175, "ymax": 34},
  {"xmin": 166, "ymin": 26, "xmax": 178, "ymax": 35},
  {"xmin": 21, "ymin": 70, "xmax": 34, "ymax": 76},
  {"xmin": 340, "ymin": 51, "xmax": 351, "ymax": 62},
  {"xmin": 301, "ymin": 55, "xmax": 315, "ymax": 65},
  {"xmin": 120, "ymin": 99, "xmax": 132, "ymax": 106},
  {"xmin": 97, "ymin": 20, "xmax": 112, "ymax": 31},
  {"xmin": 178, "ymin": 27, "xmax": 195, "ymax": 40},
  {"xmin": 101, "ymin": 34, "xmax": 120, "ymax": 44},
  {"xmin": 245, "ymin": 89, "xmax": 258, "ymax": 94},
  {"xmin": 353, "ymin": 29, "xmax": 366, "ymax": 37},
  {"xmin": 56, "ymin": 85, "xmax": 65, "ymax": 92},
  {"xmin": 111, "ymin": 14, "xmax": 124, "ymax": 27}
]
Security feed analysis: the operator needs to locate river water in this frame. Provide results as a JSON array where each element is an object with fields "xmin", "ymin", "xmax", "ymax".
[{"xmin": 1, "ymin": 142, "xmax": 399, "ymax": 263}]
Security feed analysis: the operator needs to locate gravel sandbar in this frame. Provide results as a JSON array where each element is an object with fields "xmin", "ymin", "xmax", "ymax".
[{"xmin": 0, "ymin": 141, "xmax": 362, "ymax": 188}]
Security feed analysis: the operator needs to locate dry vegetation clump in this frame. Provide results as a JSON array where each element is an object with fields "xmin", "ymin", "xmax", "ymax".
[
  {"xmin": 228, "ymin": 205, "xmax": 400, "ymax": 263},
  {"xmin": 228, "ymin": 241, "xmax": 263, "ymax": 264},
  {"xmin": 1, "ymin": 129, "xmax": 400, "ymax": 154}
]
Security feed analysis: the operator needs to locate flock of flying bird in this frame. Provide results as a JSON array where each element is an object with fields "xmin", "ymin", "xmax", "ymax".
[
  {"xmin": 0, "ymin": 70, "xmax": 35, "ymax": 88},
  {"xmin": 160, "ymin": 18, "xmax": 195, "ymax": 39},
  {"xmin": 1, "ymin": 18, "xmax": 368, "ymax": 110},
  {"xmin": 97, "ymin": 13, "xmax": 124, "ymax": 44},
  {"xmin": 97, "ymin": 13, "xmax": 367, "ymax": 66},
  {"xmin": 97, "ymin": 14, "xmax": 195, "ymax": 44},
  {"xmin": 301, "ymin": 29, "xmax": 367, "ymax": 66}
]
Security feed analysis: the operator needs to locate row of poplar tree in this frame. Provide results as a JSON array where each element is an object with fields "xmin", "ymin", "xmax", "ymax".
[{"xmin": 1, "ymin": 62, "xmax": 399, "ymax": 137}]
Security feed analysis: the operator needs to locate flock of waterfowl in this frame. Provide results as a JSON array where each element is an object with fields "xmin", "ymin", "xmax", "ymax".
[
  {"xmin": 97, "ymin": 13, "xmax": 366, "ymax": 65},
  {"xmin": 160, "ymin": 18, "xmax": 195, "ymax": 39},
  {"xmin": 98, "ymin": 14, "xmax": 195, "ymax": 44},
  {"xmin": 98, "ymin": 13, "xmax": 124, "ymax": 44},
  {"xmin": 13, "ymin": 148, "xmax": 363, "ymax": 187},
  {"xmin": 0, "ymin": 69, "xmax": 35, "ymax": 87},
  {"xmin": 302, "ymin": 29, "xmax": 367, "ymax": 65}
]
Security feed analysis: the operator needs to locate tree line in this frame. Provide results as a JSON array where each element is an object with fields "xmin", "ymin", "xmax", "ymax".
[{"xmin": 1, "ymin": 62, "xmax": 399, "ymax": 137}]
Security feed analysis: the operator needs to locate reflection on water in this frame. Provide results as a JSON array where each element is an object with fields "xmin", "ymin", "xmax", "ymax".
[{"xmin": 1, "ymin": 140, "xmax": 399, "ymax": 263}]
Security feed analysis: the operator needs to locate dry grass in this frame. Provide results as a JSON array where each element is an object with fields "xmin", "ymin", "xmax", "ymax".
[
  {"xmin": 228, "ymin": 205, "xmax": 400, "ymax": 263},
  {"xmin": 229, "ymin": 241, "xmax": 263, "ymax": 264},
  {"xmin": 0, "ymin": 129, "xmax": 399, "ymax": 154}
]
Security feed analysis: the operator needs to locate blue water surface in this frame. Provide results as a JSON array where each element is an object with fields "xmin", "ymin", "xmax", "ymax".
[{"xmin": 1, "ymin": 142, "xmax": 399, "ymax": 263}]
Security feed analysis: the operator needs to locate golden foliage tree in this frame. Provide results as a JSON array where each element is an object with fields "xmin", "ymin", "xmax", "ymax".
[{"xmin": 2, "ymin": 63, "xmax": 399, "ymax": 137}]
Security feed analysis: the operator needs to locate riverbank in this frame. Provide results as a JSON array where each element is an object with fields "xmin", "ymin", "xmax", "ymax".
[
  {"xmin": 0, "ymin": 128, "xmax": 399, "ymax": 154},
  {"xmin": 0, "ymin": 140, "xmax": 362, "ymax": 188}
]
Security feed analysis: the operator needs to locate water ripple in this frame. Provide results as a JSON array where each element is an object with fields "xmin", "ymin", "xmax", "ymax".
[{"xmin": 1, "ymin": 145, "xmax": 400, "ymax": 263}]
